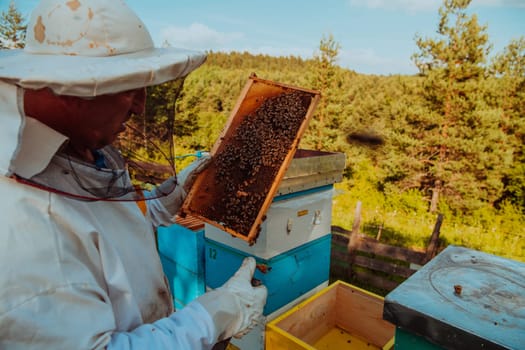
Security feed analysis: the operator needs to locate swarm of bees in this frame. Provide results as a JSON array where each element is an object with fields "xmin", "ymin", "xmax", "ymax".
[{"xmin": 203, "ymin": 91, "xmax": 311, "ymax": 235}]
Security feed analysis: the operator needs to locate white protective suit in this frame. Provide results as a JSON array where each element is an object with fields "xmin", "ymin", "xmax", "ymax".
[
  {"xmin": 0, "ymin": 81, "xmax": 268, "ymax": 349},
  {"xmin": 0, "ymin": 81, "xmax": 218, "ymax": 348}
]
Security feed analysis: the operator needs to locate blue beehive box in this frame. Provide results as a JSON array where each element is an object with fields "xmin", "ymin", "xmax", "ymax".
[
  {"xmin": 159, "ymin": 253, "xmax": 205, "ymax": 310},
  {"xmin": 157, "ymin": 218, "xmax": 206, "ymax": 309},
  {"xmin": 383, "ymin": 245, "xmax": 525, "ymax": 350},
  {"xmin": 205, "ymin": 233, "xmax": 331, "ymax": 315}
]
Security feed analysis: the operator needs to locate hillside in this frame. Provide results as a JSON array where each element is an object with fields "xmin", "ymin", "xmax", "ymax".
[{"xmin": 148, "ymin": 50, "xmax": 524, "ymax": 262}]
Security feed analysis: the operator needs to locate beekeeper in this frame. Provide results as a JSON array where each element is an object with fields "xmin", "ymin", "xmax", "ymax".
[{"xmin": 0, "ymin": 0, "xmax": 267, "ymax": 349}]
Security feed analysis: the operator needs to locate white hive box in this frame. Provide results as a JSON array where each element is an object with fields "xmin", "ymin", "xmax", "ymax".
[{"xmin": 205, "ymin": 187, "xmax": 333, "ymax": 259}]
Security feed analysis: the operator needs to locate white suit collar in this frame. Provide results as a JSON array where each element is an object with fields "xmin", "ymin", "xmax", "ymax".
[
  {"xmin": 0, "ymin": 81, "xmax": 23, "ymax": 176},
  {"xmin": 12, "ymin": 116, "xmax": 68, "ymax": 179},
  {"xmin": 0, "ymin": 81, "xmax": 67, "ymax": 178}
]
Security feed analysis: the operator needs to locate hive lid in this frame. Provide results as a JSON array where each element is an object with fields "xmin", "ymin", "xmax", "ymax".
[
  {"xmin": 383, "ymin": 245, "xmax": 525, "ymax": 350},
  {"xmin": 181, "ymin": 74, "xmax": 320, "ymax": 244},
  {"xmin": 276, "ymin": 149, "xmax": 346, "ymax": 196}
]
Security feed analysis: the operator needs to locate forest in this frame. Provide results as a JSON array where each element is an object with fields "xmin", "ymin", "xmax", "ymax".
[{"xmin": 1, "ymin": 0, "xmax": 524, "ymax": 261}]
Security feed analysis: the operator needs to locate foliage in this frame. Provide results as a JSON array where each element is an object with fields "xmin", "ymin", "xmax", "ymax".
[
  {"xmin": 489, "ymin": 37, "xmax": 525, "ymax": 211},
  {"xmin": 0, "ymin": 1, "xmax": 25, "ymax": 49},
  {"xmin": 410, "ymin": 0, "xmax": 503, "ymax": 214},
  {"xmin": 168, "ymin": 2, "xmax": 523, "ymax": 260},
  {"xmin": 1, "ymin": 0, "xmax": 522, "ymax": 261},
  {"xmin": 303, "ymin": 33, "xmax": 343, "ymax": 151}
]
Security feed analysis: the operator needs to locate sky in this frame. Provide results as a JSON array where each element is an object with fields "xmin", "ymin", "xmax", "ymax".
[{"xmin": 3, "ymin": 0, "xmax": 525, "ymax": 75}]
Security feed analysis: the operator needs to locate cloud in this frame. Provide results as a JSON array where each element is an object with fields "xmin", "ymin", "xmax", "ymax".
[
  {"xmin": 473, "ymin": 0, "xmax": 525, "ymax": 7},
  {"xmin": 348, "ymin": 0, "xmax": 441, "ymax": 13},
  {"xmin": 220, "ymin": 45, "xmax": 419, "ymax": 75},
  {"xmin": 338, "ymin": 48, "xmax": 418, "ymax": 75},
  {"xmin": 160, "ymin": 22, "xmax": 314, "ymax": 59},
  {"xmin": 340, "ymin": 48, "xmax": 389, "ymax": 65},
  {"xmin": 158, "ymin": 22, "xmax": 419, "ymax": 75},
  {"xmin": 348, "ymin": 0, "xmax": 525, "ymax": 10},
  {"xmin": 160, "ymin": 23, "xmax": 243, "ymax": 50}
]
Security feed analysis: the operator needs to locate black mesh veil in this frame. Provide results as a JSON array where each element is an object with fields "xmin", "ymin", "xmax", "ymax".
[{"xmin": 17, "ymin": 79, "xmax": 189, "ymax": 202}]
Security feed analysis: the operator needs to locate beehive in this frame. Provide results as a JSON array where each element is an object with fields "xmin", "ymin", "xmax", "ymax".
[
  {"xmin": 266, "ymin": 281, "xmax": 395, "ymax": 350},
  {"xmin": 157, "ymin": 216, "xmax": 206, "ymax": 309},
  {"xmin": 383, "ymin": 245, "xmax": 525, "ymax": 349},
  {"xmin": 205, "ymin": 234, "xmax": 331, "ymax": 316},
  {"xmin": 181, "ymin": 74, "xmax": 320, "ymax": 244}
]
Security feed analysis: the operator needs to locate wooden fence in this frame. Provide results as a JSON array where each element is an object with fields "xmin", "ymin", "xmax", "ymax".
[{"xmin": 330, "ymin": 206, "xmax": 443, "ymax": 295}]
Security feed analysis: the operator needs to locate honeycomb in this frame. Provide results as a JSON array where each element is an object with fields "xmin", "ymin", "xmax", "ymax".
[{"xmin": 182, "ymin": 75, "xmax": 319, "ymax": 243}]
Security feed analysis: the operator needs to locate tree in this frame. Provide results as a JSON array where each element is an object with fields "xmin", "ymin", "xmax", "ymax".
[
  {"xmin": 303, "ymin": 34, "xmax": 342, "ymax": 151},
  {"xmin": 0, "ymin": 1, "xmax": 26, "ymax": 49},
  {"xmin": 410, "ymin": 0, "xmax": 506, "ymax": 213},
  {"xmin": 490, "ymin": 37, "xmax": 525, "ymax": 211},
  {"xmin": 117, "ymin": 78, "xmax": 187, "ymax": 170},
  {"xmin": 490, "ymin": 37, "xmax": 525, "ymax": 128}
]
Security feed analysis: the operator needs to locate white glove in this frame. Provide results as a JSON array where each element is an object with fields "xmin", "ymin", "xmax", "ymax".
[
  {"xmin": 153, "ymin": 154, "xmax": 211, "ymax": 214},
  {"xmin": 196, "ymin": 257, "xmax": 268, "ymax": 341},
  {"xmin": 108, "ymin": 301, "xmax": 218, "ymax": 349}
]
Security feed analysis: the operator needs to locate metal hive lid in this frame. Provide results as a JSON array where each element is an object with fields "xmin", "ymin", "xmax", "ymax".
[
  {"xmin": 277, "ymin": 149, "xmax": 346, "ymax": 196},
  {"xmin": 383, "ymin": 245, "xmax": 525, "ymax": 350}
]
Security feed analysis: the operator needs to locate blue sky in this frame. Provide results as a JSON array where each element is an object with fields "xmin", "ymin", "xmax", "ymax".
[{"xmin": 4, "ymin": 0, "xmax": 525, "ymax": 75}]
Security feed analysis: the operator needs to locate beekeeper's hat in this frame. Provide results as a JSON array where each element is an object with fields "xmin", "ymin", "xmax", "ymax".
[{"xmin": 0, "ymin": 0, "xmax": 206, "ymax": 97}]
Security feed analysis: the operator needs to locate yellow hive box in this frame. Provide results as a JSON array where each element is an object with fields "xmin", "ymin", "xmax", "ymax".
[{"xmin": 266, "ymin": 281, "xmax": 395, "ymax": 350}]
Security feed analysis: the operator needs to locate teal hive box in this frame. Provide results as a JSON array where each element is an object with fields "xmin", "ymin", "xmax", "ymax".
[
  {"xmin": 205, "ymin": 233, "xmax": 331, "ymax": 315},
  {"xmin": 157, "ymin": 218, "xmax": 206, "ymax": 309},
  {"xmin": 159, "ymin": 253, "xmax": 205, "ymax": 310},
  {"xmin": 383, "ymin": 245, "xmax": 525, "ymax": 350}
]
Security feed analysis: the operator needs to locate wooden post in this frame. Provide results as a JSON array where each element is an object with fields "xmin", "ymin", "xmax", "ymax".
[
  {"xmin": 376, "ymin": 223, "xmax": 383, "ymax": 241},
  {"xmin": 347, "ymin": 201, "xmax": 362, "ymax": 252},
  {"xmin": 347, "ymin": 201, "xmax": 362, "ymax": 280},
  {"xmin": 425, "ymin": 213, "xmax": 443, "ymax": 263}
]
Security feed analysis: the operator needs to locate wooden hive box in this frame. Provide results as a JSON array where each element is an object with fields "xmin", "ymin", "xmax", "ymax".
[
  {"xmin": 266, "ymin": 280, "xmax": 395, "ymax": 350},
  {"xmin": 181, "ymin": 73, "xmax": 320, "ymax": 244}
]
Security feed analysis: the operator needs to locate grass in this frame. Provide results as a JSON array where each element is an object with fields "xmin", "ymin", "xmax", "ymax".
[{"xmin": 332, "ymin": 181, "xmax": 525, "ymax": 263}]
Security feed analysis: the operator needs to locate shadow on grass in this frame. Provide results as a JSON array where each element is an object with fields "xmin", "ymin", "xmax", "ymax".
[{"xmin": 361, "ymin": 221, "xmax": 448, "ymax": 253}]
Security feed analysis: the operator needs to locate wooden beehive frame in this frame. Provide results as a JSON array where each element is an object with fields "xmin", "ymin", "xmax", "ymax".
[{"xmin": 181, "ymin": 73, "xmax": 320, "ymax": 244}]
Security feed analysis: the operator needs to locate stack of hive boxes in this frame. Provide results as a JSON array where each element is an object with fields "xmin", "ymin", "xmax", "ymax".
[
  {"xmin": 158, "ymin": 75, "xmax": 347, "ymax": 348},
  {"xmin": 204, "ymin": 149, "xmax": 345, "ymax": 349}
]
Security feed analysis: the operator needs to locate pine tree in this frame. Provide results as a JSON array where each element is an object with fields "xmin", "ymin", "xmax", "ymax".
[
  {"xmin": 490, "ymin": 37, "xmax": 525, "ymax": 211},
  {"xmin": 0, "ymin": 1, "xmax": 26, "ymax": 49},
  {"xmin": 410, "ymin": 0, "xmax": 506, "ymax": 213},
  {"xmin": 303, "ymin": 34, "xmax": 342, "ymax": 151}
]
